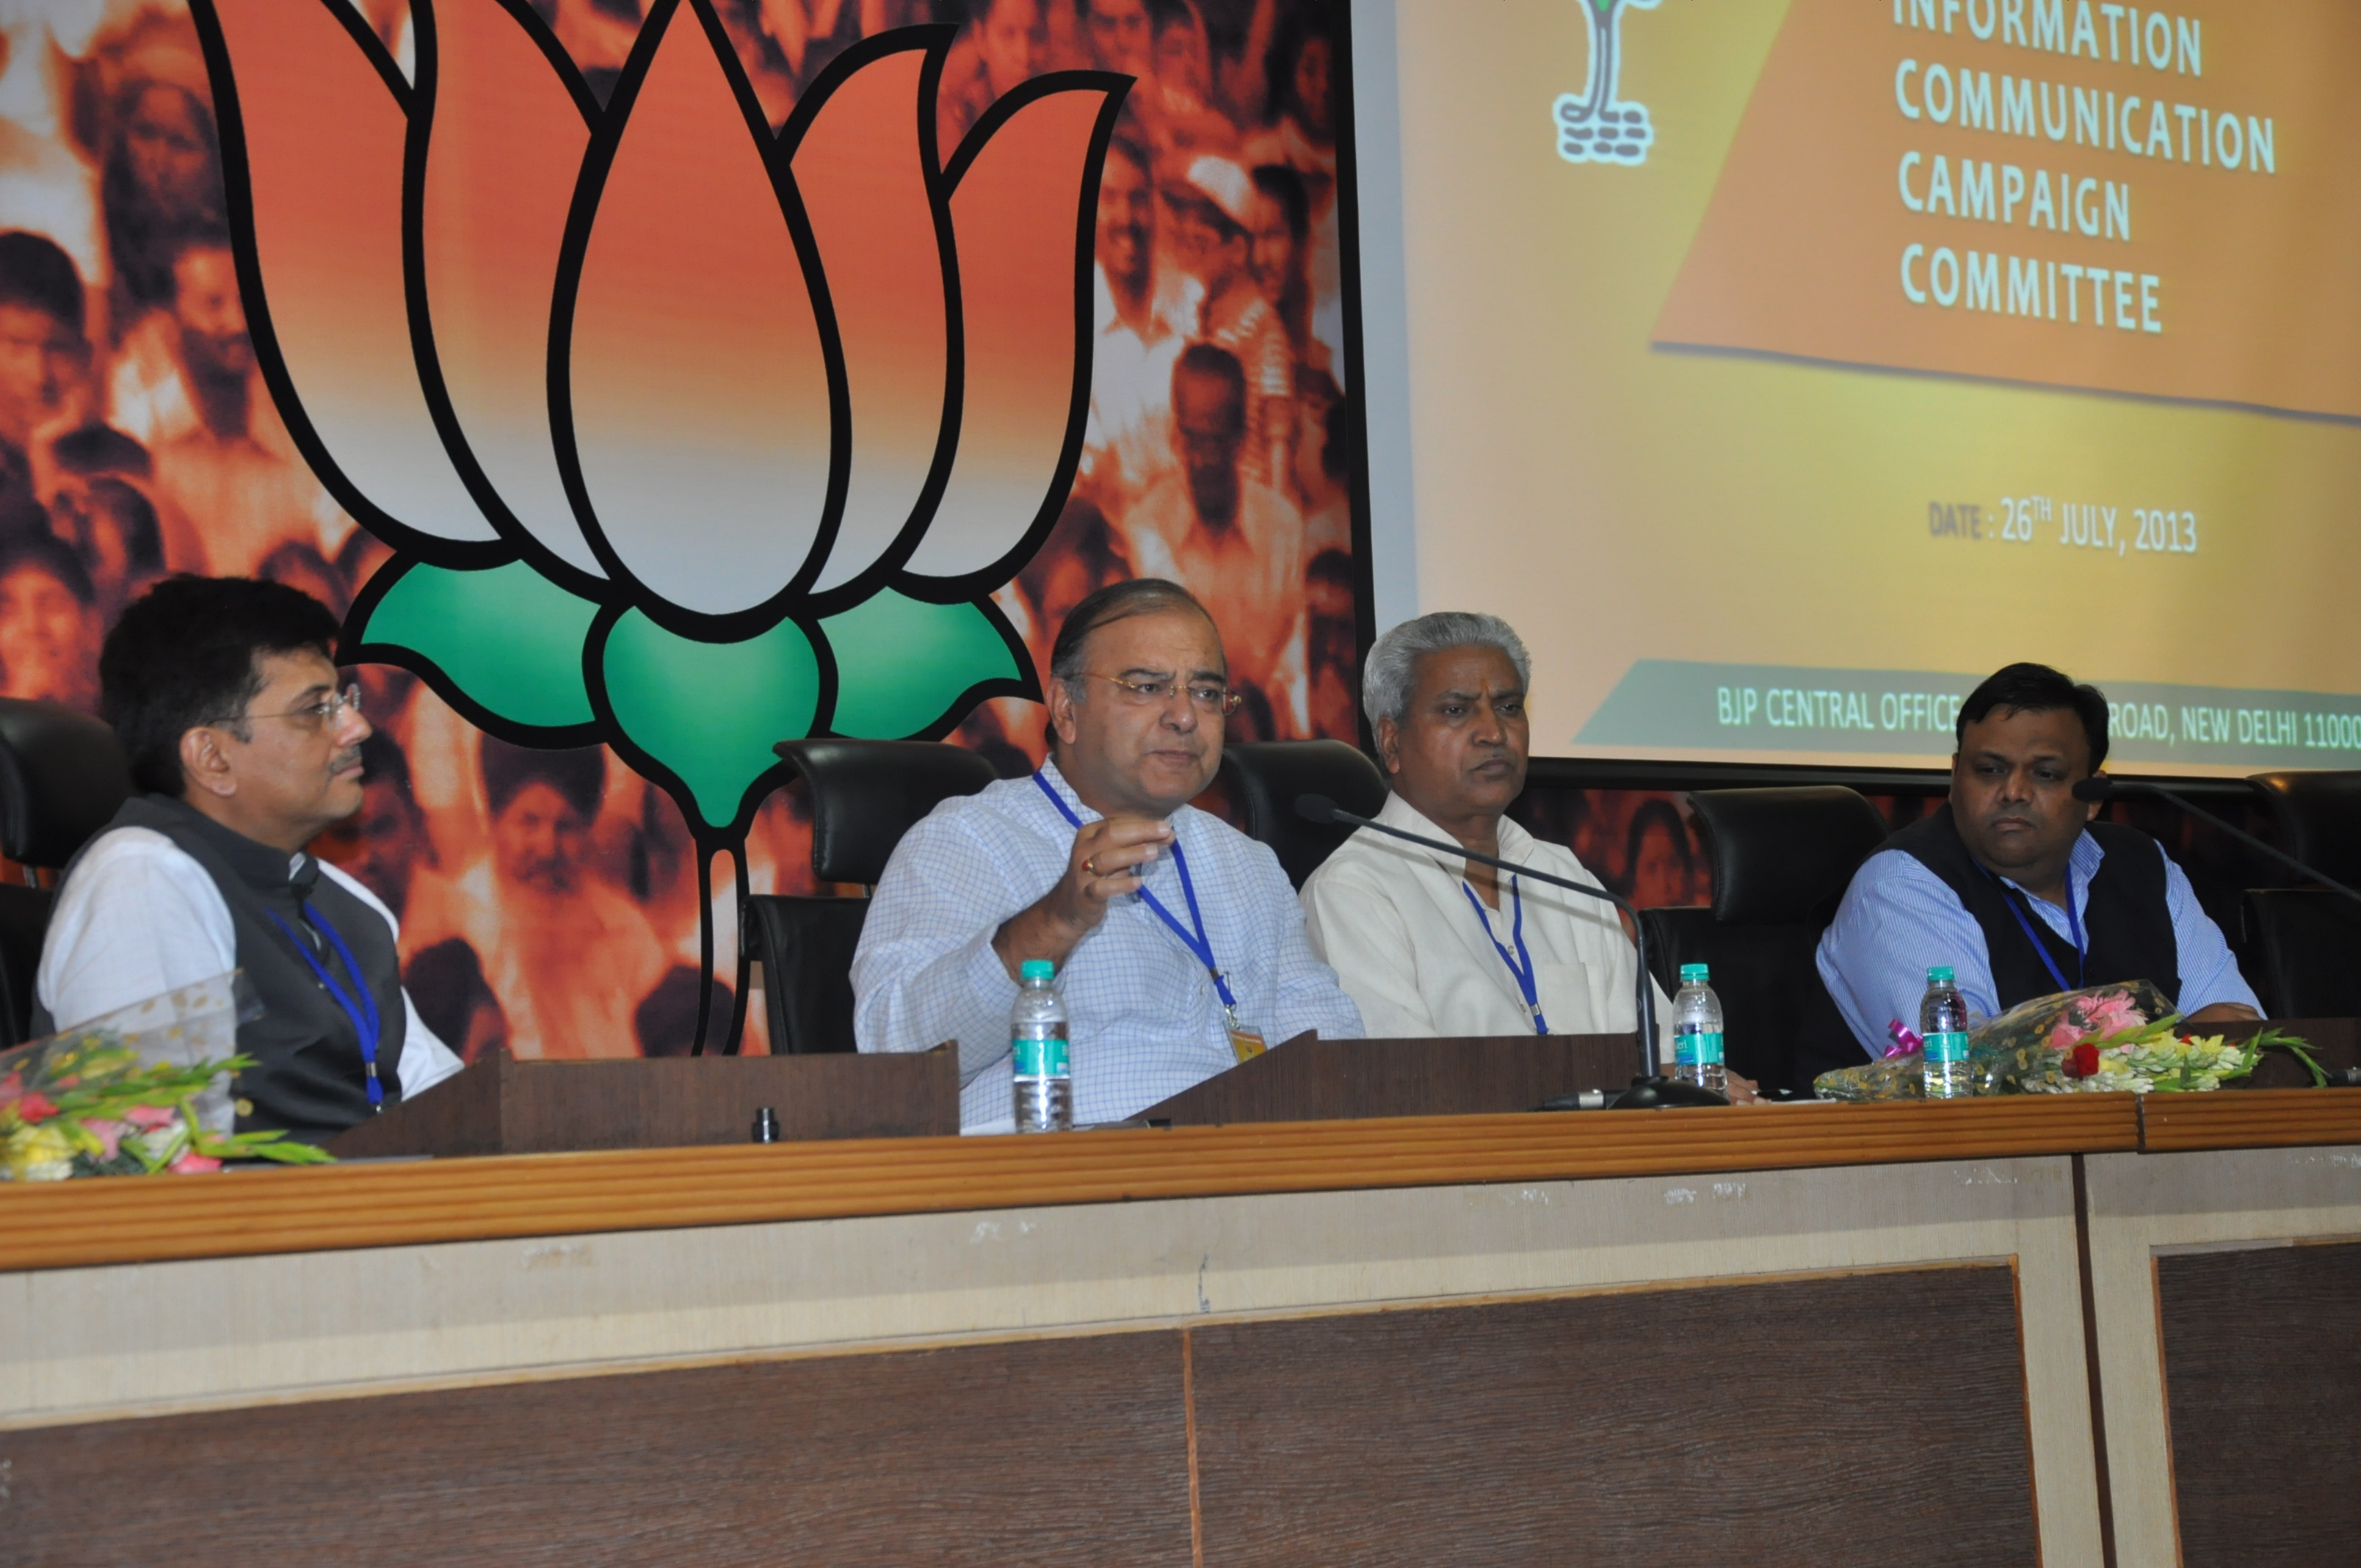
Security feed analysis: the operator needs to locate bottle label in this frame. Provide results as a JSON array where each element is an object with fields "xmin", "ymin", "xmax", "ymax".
[
  {"xmin": 1012, "ymin": 1035, "xmax": 1069, "ymax": 1080},
  {"xmin": 1674, "ymin": 1028, "xmax": 1724, "ymax": 1067},
  {"xmin": 1923, "ymin": 1031, "xmax": 1969, "ymax": 1064}
]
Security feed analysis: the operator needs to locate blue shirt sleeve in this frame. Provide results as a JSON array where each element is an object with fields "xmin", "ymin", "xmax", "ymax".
[
  {"xmin": 1816, "ymin": 849, "xmax": 2003, "ymax": 1057},
  {"xmin": 2157, "ymin": 841, "xmax": 2263, "ymax": 1015},
  {"xmin": 851, "ymin": 808, "xmax": 1032, "ymax": 1084}
]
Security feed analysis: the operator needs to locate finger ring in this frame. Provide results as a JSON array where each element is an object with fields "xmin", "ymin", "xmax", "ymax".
[{"xmin": 1084, "ymin": 856, "xmax": 1099, "ymax": 876}]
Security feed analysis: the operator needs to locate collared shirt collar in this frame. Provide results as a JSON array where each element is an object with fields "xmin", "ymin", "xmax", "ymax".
[
  {"xmin": 1037, "ymin": 754, "xmax": 1198, "ymax": 830},
  {"xmin": 1037, "ymin": 755, "xmax": 1097, "ymax": 824},
  {"xmin": 1374, "ymin": 790, "xmax": 1536, "ymax": 876},
  {"xmin": 1990, "ymin": 828, "xmax": 2106, "ymax": 921}
]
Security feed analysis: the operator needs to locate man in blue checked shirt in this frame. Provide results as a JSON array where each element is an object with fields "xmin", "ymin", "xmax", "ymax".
[
  {"xmin": 852, "ymin": 578, "xmax": 1364, "ymax": 1131},
  {"xmin": 1816, "ymin": 662, "xmax": 2260, "ymax": 1056}
]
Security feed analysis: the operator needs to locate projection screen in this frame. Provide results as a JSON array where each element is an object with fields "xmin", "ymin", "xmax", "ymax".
[{"xmin": 1377, "ymin": 0, "xmax": 2361, "ymax": 774}]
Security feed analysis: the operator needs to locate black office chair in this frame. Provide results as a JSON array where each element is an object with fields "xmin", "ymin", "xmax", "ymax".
[
  {"xmin": 742, "ymin": 740, "xmax": 999, "ymax": 1053},
  {"xmin": 1639, "ymin": 786, "xmax": 1889, "ymax": 1096},
  {"xmin": 1216, "ymin": 739, "xmax": 1388, "ymax": 888},
  {"xmin": 2239, "ymin": 771, "xmax": 2361, "ymax": 1017},
  {"xmin": 0, "ymin": 697, "xmax": 137, "ymax": 1045}
]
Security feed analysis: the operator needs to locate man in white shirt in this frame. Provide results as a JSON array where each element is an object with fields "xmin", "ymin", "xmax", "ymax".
[
  {"xmin": 852, "ymin": 578, "xmax": 1362, "ymax": 1130},
  {"xmin": 36, "ymin": 576, "xmax": 459, "ymax": 1143},
  {"xmin": 1302, "ymin": 612, "xmax": 1738, "ymax": 1087}
]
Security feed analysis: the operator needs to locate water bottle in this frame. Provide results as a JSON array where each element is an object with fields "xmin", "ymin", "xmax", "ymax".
[
  {"xmin": 1921, "ymin": 965, "xmax": 1973, "ymax": 1100},
  {"xmin": 1011, "ymin": 959, "xmax": 1072, "ymax": 1133},
  {"xmin": 1670, "ymin": 962, "xmax": 1727, "ymax": 1095}
]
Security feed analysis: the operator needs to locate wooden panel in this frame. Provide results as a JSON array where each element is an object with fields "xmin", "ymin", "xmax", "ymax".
[
  {"xmin": 329, "ymin": 1049, "xmax": 960, "ymax": 1159},
  {"xmin": 0, "ymin": 1097, "xmax": 2139, "ymax": 1273},
  {"xmin": 1139, "ymin": 1032, "xmax": 1641, "ymax": 1125},
  {"xmin": 1189, "ymin": 1268, "xmax": 2039, "ymax": 1567},
  {"xmin": 2138, "ymin": 1086, "xmax": 2361, "ymax": 1153},
  {"xmin": 1, "ymin": 1332, "xmax": 1193, "ymax": 1567},
  {"xmin": 2158, "ymin": 1242, "xmax": 2361, "ymax": 1567}
]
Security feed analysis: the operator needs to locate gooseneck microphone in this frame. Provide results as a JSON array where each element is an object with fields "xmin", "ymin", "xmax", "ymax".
[
  {"xmin": 1296, "ymin": 794, "xmax": 1697, "ymax": 1100},
  {"xmin": 2070, "ymin": 777, "xmax": 2361, "ymax": 908}
]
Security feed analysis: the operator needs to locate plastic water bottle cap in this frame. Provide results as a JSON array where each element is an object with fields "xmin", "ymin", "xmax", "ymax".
[
  {"xmin": 1020, "ymin": 959, "xmax": 1056, "ymax": 982},
  {"xmin": 1928, "ymin": 965, "xmax": 1956, "ymax": 984},
  {"xmin": 1678, "ymin": 963, "xmax": 1709, "ymax": 984}
]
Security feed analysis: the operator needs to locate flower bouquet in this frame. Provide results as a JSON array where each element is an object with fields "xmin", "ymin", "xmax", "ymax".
[
  {"xmin": 0, "ymin": 973, "xmax": 333, "ymax": 1181},
  {"xmin": 1813, "ymin": 980, "xmax": 2323, "ymax": 1100}
]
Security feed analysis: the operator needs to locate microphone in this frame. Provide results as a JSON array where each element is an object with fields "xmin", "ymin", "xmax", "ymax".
[
  {"xmin": 2070, "ymin": 777, "xmax": 2361, "ymax": 907},
  {"xmin": 1296, "ymin": 794, "xmax": 1708, "ymax": 1104}
]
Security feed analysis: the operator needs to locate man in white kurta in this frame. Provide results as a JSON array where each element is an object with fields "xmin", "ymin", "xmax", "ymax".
[
  {"xmin": 1298, "ymin": 610, "xmax": 1678, "ymax": 1066},
  {"xmin": 1301, "ymin": 788, "xmax": 1668, "ymax": 1045}
]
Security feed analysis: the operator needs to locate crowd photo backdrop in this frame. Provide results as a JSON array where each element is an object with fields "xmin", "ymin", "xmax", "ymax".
[
  {"xmin": 0, "ymin": 0, "xmax": 1365, "ymax": 1056},
  {"xmin": 1384, "ymin": 0, "xmax": 2361, "ymax": 777}
]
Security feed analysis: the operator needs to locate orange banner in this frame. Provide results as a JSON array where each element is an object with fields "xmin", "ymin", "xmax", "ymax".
[{"xmin": 1655, "ymin": 0, "xmax": 2361, "ymax": 419}]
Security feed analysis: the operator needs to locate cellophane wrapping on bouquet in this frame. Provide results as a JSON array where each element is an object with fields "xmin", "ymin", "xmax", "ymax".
[
  {"xmin": 1814, "ymin": 981, "xmax": 2186, "ymax": 1101},
  {"xmin": 0, "ymin": 973, "xmax": 330, "ymax": 1180}
]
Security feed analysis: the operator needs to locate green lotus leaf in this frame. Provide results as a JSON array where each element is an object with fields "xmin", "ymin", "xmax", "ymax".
[
  {"xmin": 601, "ymin": 611, "xmax": 821, "ymax": 830},
  {"xmin": 352, "ymin": 560, "xmax": 598, "ymax": 730},
  {"xmin": 821, "ymin": 591, "xmax": 1026, "ymax": 740}
]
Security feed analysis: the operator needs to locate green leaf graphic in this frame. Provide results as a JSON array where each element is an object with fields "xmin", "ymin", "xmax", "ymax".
[
  {"xmin": 354, "ymin": 561, "xmax": 598, "ymax": 730},
  {"xmin": 822, "ymin": 592, "xmax": 1023, "ymax": 739},
  {"xmin": 602, "ymin": 611, "xmax": 821, "ymax": 830}
]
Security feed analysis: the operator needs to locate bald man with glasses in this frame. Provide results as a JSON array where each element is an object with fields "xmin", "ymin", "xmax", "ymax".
[
  {"xmin": 37, "ymin": 576, "xmax": 459, "ymax": 1144},
  {"xmin": 853, "ymin": 578, "xmax": 1362, "ymax": 1132}
]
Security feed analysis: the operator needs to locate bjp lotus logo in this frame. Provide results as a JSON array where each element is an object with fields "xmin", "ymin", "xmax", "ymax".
[{"xmin": 192, "ymin": 0, "xmax": 1121, "ymax": 846}]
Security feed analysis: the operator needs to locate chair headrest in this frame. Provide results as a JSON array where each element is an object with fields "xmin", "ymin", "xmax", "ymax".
[
  {"xmin": 1216, "ymin": 740, "xmax": 1388, "ymax": 888},
  {"xmin": 1689, "ymin": 785, "xmax": 1889, "ymax": 925},
  {"xmin": 2248, "ymin": 770, "xmax": 2361, "ymax": 885},
  {"xmin": 775, "ymin": 739, "xmax": 1000, "ymax": 885},
  {"xmin": 0, "ymin": 698, "xmax": 134, "ymax": 869}
]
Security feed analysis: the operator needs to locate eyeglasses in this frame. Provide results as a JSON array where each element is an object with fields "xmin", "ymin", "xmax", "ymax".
[
  {"xmin": 1084, "ymin": 672, "xmax": 1245, "ymax": 716},
  {"xmin": 215, "ymin": 684, "xmax": 364, "ymax": 731}
]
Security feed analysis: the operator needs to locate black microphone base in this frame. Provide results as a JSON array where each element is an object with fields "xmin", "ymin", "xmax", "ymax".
[{"xmin": 1537, "ymin": 1075, "xmax": 1731, "ymax": 1112}]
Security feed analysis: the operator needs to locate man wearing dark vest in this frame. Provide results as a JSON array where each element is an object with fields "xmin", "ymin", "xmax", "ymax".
[
  {"xmin": 1816, "ymin": 662, "xmax": 2260, "ymax": 1056},
  {"xmin": 35, "ymin": 577, "xmax": 460, "ymax": 1142}
]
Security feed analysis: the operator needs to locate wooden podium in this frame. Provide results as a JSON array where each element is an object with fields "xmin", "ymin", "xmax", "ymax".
[
  {"xmin": 1137, "ymin": 1032, "xmax": 1642, "ymax": 1126},
  {"xmin": 328, "ymin": 1048, "xmax": 962, "ymax": 1160}
]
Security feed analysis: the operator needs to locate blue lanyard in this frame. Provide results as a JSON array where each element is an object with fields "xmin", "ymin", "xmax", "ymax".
[
  {"xmin": 1460, "ymin": 876, "xmax": 1548, "ymax": 1035},
  {"xmin": 1981, "ymin": 865, "xmax": 2086, "ymax": 994},
  {"xmin": 269, "ymin": 902, "xmax": 385, "ymax": 1108},
  {"xmin": 1031, "ymin": 770, "xmax": 1240, "ymax": 1015}
]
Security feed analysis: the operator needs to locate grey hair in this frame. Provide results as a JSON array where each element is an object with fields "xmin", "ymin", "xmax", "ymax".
[{"xmin": 1361, "ymin": 611, "xmax": 1531, "ymax": 730}]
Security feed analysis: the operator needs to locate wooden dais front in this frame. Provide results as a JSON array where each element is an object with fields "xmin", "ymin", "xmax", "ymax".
[{"xmin": 2, "ymin": 1268, "xmax": 2039, "ymax": 1567}]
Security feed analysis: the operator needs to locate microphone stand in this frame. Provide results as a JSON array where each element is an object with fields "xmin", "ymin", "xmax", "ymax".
[
  {"xmin": 2075, "ymin": 779, "xmax": 2361, "ymax": 907},
  {"xmin": 1296, "ymin": 794, "xmax": 1719, "ymax": 1106}
]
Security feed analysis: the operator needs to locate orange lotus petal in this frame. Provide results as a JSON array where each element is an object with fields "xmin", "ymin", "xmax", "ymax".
[
  {"xmin": 907, "ymin": 84, "xmax": 1111, "ymax": 581},
  {"xmin": 206, "ymin": 0, "xmax": 497, "ymax": 544},
  {"xmin": 420, "ymin": 0, "xmax": 603, "ymax": 578},
  {"xmin": 791, "ymin": 45, "xmax": 949, "ymax": 595},
  {"xmin": 566, "ymin": 0, "xmax": 833, "ymax": 618}
]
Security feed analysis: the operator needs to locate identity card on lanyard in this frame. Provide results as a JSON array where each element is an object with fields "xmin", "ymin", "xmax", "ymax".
[{"xmin": 1033, "ymin": 771, "xmax": 1266, "ymax": 1062}]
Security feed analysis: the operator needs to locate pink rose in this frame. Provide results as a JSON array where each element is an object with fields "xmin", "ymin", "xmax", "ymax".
[
  {"xmin": 2049, "ymin": 1019, "xmax": 2089, "ymax": 1051},
  {"xmin": 123, "ymin": 1104, "xmax": 178, "ymax": 1129},
  {"xmin": 81, "ymin": 1117, "xmax": 126, "ymax": 1161},
  {"xmin": 2082, "ymin": 993, "xmax": 2146, "ymax": 1036},
  {"xmin": 167, "ymin": 1151, "xmax": 222, "ymax": 1175}
]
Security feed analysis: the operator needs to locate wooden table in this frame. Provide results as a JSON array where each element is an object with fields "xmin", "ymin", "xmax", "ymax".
[{"xmin": 3, "ymin": 1090, "xmax": 2357, "ymax": 1567}]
